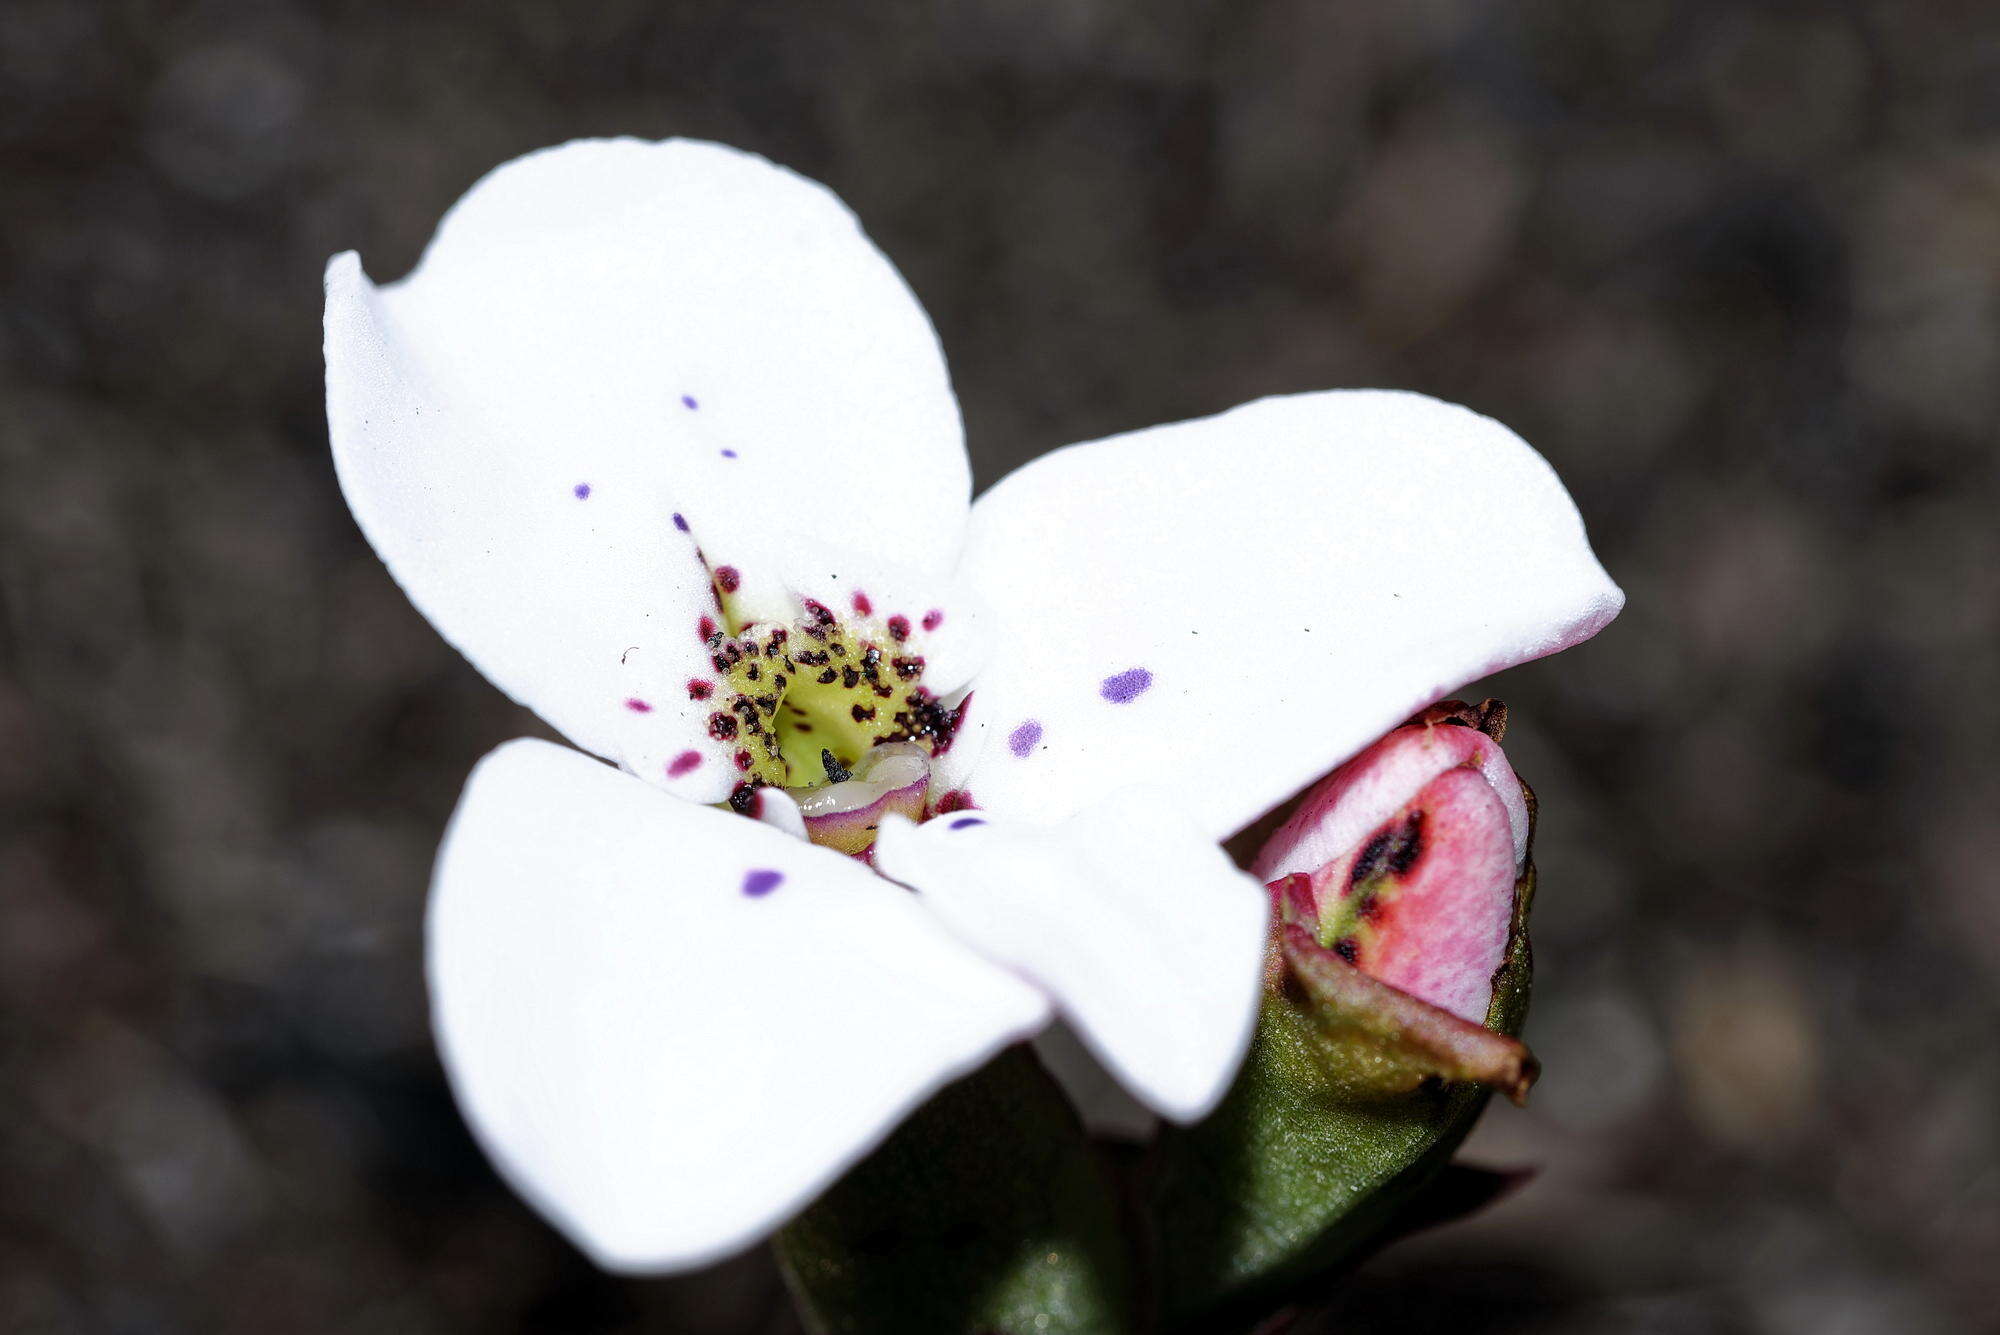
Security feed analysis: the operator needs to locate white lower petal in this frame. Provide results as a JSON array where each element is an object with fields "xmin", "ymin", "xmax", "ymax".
[
  {"xmin": 429, "ymin": 740, "xmax": 1049, "ymax": 1272},
  {"xmin": 944, "ymin": 390, "xmax": 1623, "ymax": 840},
  {"xmin": 873, "ymin": 788, "xmax": 1269, "ymax": 1123}
]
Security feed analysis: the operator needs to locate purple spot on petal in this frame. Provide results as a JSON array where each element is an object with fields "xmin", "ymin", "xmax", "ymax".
[
  {"xmin": 720, "ymin": 448, "xmax": 738, "ymax": 459},
  {"xmin": 1008, "ymin": 720, "xmax": 1043, "ymax": 758},
  {"xmin": 624, "ymin": 697, "xmax": 653, "ymax": 713},
  {"xmin": 671, "ymin": 512, "xmax": 689, "ymax": 532},
  {"xmin": 572, "ymin": 483, "xmax": 591, "ymax": 499},
  {"xmin": 949, "ymin": 816, "xmax": 986, "ymax": 830},
  {"xmin": 922, "ymin": 609, "xmax": 945, "ymax": 632},
  {"xmin": 1100, "ymin": 667, "xmax": 1153, "ymax": 703},
  {"xmin": 682, "ymin": 394, "xmax": 699, "ymax": 410},
  {"xmin": 667, "ymin": 750, "xmax": 702, "ymax": 778},
  {"xmin": 742, "ymin": 868, "xmax": 784, "ymax": 897}
]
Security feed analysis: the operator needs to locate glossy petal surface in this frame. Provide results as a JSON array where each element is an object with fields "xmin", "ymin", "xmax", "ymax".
[
  {"xmin": 429, "ymin": 740, "xmax": 1049, "ymax": 1273},
  {"xmin": 873, "ymin": 789, "xmax": 1269, "ymax": 1122},
  {"xmin": 945, "ymin": 390, "xmax": 1622, "ymax": 838},
  {"xmin": 326, "ymin": 139, "xmax": 970, "ymax": 795}
]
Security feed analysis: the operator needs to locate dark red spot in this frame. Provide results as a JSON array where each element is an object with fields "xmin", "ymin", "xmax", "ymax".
[
  {"xmin": 734, "ymin": 749, "xmax": 753, "ymax": 771},
  {"xmin": 688, "ymin": 680, "xmax": 713, "ymax": 700},
  {"xmin": 802, "ymin": 599, "xmax": 835, "ymax": 626},
  {"xmin": 729, "ymin": 783, "xmax": 759, "ymax": 816},
  {"xmin": 795, "ymin": 722, "xmax": 813, "ymax": 733},
  {"xmin": 852, "ymin": 703, "xmax": 877, "ymax": 722},
  {"xmin": 697, "ymin": 615, "xmax": 718, "ymax": 641},
  {"xmin": 1388, "ymin": 812, "xmax": 1425, "ymax": 875},
  {"xmin": 817, "ymin": 668, "xmax": 838, "ymax": 684},
  {"xmin": 892, "ymin": 656, "xmax": 925, "ymax": 681},
  {"xmin": 1333, "ymin": 937, "xmax": 1360, "ymax": 964},
  {"xmin": 707, "ymin": 713, "xmax": 739, "ymax": 740},
  {"xmin": 887, "ymin": 615, "xmax": 910, "ymax": 641},
  {"xmin": 852, "ymin": 591, "xmax": 873, "ymax": 616},
  {"xmin": 714, "ymin": 566, "xmax": 740, "ymax": 593},
  {"xmin": 624, "ymin": 698, "xmax": 653, "ymax": 713},
  {"xmin": 922, "ymin": 609, "xmax": 945, "ymax": 632},
  {"xmin": 933, "ymin": 789, "xmax": 975, "ymax": 814},
  {"xmin": 666, "ymin": 751, "xmax": 702, "ymax": 778}
]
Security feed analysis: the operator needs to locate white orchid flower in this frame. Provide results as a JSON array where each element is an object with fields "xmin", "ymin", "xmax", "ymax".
[{"xmin": 322, "ymin": 137, "xmax": 1622, "ymax": 1276}]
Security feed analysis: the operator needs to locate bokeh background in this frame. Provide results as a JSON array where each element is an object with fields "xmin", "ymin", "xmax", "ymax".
[{"xmin": 5, "ymin": 2, "xmax": 1997, "ymax": 1331}]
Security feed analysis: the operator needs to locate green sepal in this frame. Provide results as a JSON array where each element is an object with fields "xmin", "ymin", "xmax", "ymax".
[
  {"xmin": 1147, "ymin": 849, "xmax": 1538, "ymax": 1331},
  {"xmin": 776, "ymin": 1045, "xmax": 1135, "ymax": 1335}
]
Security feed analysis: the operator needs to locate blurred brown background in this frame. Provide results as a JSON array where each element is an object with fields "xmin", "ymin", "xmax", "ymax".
[{"xmin": 4, "ymin": 2, "xmax": 1997, "ymax": 1332}]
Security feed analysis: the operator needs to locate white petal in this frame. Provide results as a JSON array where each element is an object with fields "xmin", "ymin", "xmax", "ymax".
[
  {"xmin": 944, "ymin": 390, "xmax": 1623, "ymax": 839},
  {"xmin": 873, "ymin": 789, "xmax": 1269, "ymax": 1122},
  {"xmin": 429, "ymin": 739, "xmax": 1049, "ymax": 1273},
  {"xmin": 325, "ymin": 139, "xmax": 971, "ymax": 794}
]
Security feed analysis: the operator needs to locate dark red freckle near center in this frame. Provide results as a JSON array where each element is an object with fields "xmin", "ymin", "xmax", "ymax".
[
  {"xmin": 922, "ymin": 609, "xmax": 944, "ymax": 632},
  {"xmin": 887, "ymin": 615, "xmax": 910, "ymax": 642},
  {"xmin": 714, "ymin": 566, "xmax": 740, "ymax": 593},
  {"xmin": 688, "ymin": 679, "xmax": 713, "ymax": 700},
  {"xmin": 933, "ymin": 788, "xmax": 974, "ymax": 814},
  {"xmin": 697, "ymin": 615, "xmax": 717, "ymax": 641},
  {"xmin": 707, "ymin": 712, "xmax": 738, "ymax": 740},
  {"xmin": 734, "ymin": 749, "xmax": 753, "ymax": 770},
  {"xmin": 624, "ymin": 697, "xmax": 653, "ymax": 713},
  {"xmin": 851, "ymin": 591, "xmax": 873, "ymax": 616},
  {"xmin": 666, "ymin": 751, "xmax": 702, "ymax": 778},
  {"xmin": 741, "ymin": 868, "xmax": 783, "ymax": 897}
]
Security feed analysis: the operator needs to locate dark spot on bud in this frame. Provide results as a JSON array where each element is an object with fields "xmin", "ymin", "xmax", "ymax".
[
  {"xmin": 818, "ymin": 668, "xmax": 838, "ymax": 684},
  {"xmin": 852, "ymin": 703, "xmax": 877, "ymax": 722},
  {"xmin": 729, "ymin": 784, "xmax": 758, "ymax": 815},
  {"xmin": 714, "ymin": 566, "xmax": 740, "ymax": 593},
  {"xmin": 745, "ymin": 662, "xmax": 761, "ymax": 682},
  {"xmin": 842, "ymin": 666, "xmax": 861, "ymax": 689},
  {"xmin": 708, "ymin": 713, "xmax": 738, "ymax": 740},
  {"xmin": 1333, "ymin": 937, "xmax": 1360, "ymax": 964},
  {"xmin": 1388, "ymin": 812, "xmax": 1425, "ymax": 876},
  {"xmin": 1351, "ymin": 832, "xmax": 1391, "ymax": 885},
  {"xmin": 822, "ymin": 749, "xmax": 852, "ymax": 783},
  {"xmin": 892, "ymin": 655, "xmax": 925, "ymax": 680},
  {"xmin": 887, "ymin": 615, "xmax": 910, "ymax": 641},
  {"xmin": 734, "ymin": 750, "xmax": 753, "ymax": 771}
]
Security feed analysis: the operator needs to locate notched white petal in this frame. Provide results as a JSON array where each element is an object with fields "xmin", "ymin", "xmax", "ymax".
[{"xmin": 874, "ymin": 787, "xmax": 1269, "ymax": 1124}]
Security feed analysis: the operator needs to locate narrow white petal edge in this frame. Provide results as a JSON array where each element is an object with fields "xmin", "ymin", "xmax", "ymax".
[
  {"xmin": 327, "ymin": 253, "xmax": 738, "ymax": 799},
  {"xmin": 429, "ymin": 739, "xmax": 1050, "ymax": 1273},
  {"xmin": 873, "ymin": 787, "xmax": 1269, "ymax": 1123},
  {"xmin": 944, "ymin": 390, "xmax": 1624, "ymax": 839}
]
